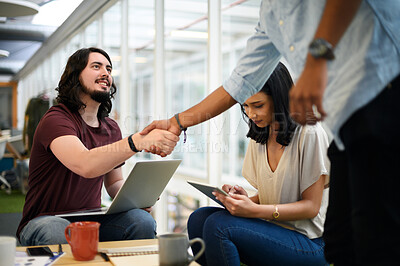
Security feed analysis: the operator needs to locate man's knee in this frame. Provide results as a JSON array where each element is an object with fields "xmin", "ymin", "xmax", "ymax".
[
  {"xmin": 125, "ymin": 209, "xmax": 156, "ymax": 239},
  {"xmin": 20, "ymin": 216, "xmax": 69, "ymax": 246},
  {"xmin": 36, "ymin": 225, "xmax": 68, "ymax": 245}
]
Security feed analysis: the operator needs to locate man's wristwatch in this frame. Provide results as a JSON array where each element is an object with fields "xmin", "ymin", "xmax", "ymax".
[{"xmin": 308, "ymin": 38, "xmax": 335, "ymax": 60}]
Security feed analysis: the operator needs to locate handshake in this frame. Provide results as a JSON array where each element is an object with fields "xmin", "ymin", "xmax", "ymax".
[{"xmin": 135, "ymin": 115, "xmax": 185, "ymax": 157}]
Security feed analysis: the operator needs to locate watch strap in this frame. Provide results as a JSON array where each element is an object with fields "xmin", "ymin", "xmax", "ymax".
[{"xmin": 128, "ymin": 134, "xmax": 141, "ymax": 152}]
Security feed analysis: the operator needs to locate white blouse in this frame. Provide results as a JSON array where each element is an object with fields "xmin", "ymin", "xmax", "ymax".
[{"xmin": 242, "ymin": 123, "xmax": 330, "ymax": 239}]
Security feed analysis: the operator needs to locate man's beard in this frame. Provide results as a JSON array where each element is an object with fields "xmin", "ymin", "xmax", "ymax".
[{"xmin": 81, "ymin": 84, "xmax": 111, "ymax": 104}]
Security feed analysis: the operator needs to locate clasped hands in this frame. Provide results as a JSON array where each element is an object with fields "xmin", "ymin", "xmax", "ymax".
[{"xmin": 137, "ymin": 116, "xmax": 181, "ymax": 157}]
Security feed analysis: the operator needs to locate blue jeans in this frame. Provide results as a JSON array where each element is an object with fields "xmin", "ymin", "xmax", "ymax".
[
  {"xmin": 19, "ymin": 209, "xmax": 156, "ymax": 246},
  {"xmin": 188, "ymin": 207, "xmax": 327, "ymax": 266}
]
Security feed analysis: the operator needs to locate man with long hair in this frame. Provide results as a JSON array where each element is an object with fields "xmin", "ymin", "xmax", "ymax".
[{"xmin": 17, "ymin": 47, "xmax": 179, "ymax": 246}]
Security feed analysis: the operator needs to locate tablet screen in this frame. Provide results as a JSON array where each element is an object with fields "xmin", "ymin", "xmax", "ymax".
[{"xmin": 187, "ymin": 181, "xmax": 230, "ymax": 207}]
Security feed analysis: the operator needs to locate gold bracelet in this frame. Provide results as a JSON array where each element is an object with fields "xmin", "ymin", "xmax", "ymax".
[{"xmin": 272, "ymin": 205, "xmax": 280, "ymax": 220}]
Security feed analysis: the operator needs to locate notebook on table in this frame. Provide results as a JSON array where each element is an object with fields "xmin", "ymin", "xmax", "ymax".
[{"xmin": 57, "ymin": 159, "xmax": 181, "ymax": 217}]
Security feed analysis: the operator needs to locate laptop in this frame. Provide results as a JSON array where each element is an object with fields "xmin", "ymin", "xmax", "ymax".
[{"xmin": 57, "ymin": 159, "xmax": 181, "ymax": 217}]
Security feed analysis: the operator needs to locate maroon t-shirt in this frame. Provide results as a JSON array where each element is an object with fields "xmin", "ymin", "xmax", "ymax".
[{"xmin": 17, "ymin": 104, "xmax": 122, "ymax": 239}]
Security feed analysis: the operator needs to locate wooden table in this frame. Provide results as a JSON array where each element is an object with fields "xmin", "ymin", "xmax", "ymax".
[{"xmin": 17, "ymin": 239, "xmax": 200, "ymax": 265}]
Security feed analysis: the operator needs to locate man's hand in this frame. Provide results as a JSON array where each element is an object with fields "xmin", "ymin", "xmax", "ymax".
[
  {"xmin": 140, "ymin": 116, "xmax": 181, "ymax": 157},
  {"xmin": 132, "ymin": 129, "xmax": 179, "ymax": 157},
  {"xmin": 140, "ymin": 116, "xmax": 181, "ymax": 136},
  {"xmin": 289, "ymin": 56, "xmax": 328, "ymax": 125}
]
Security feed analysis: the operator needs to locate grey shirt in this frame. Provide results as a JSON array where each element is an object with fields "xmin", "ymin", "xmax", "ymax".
[{"xmin": 223, "ymin": 0, "xmax": 400, "ymax": 149}]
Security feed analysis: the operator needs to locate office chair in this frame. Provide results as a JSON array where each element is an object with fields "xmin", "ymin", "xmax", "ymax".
[{"xmin": 0, "ymin": 136, "xmax": 12, "ymax": 194}]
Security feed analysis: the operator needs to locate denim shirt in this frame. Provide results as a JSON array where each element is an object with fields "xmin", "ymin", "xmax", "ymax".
[{"xmin": 222, "ymin": 0, "xmax": 400, "ymax": 149}]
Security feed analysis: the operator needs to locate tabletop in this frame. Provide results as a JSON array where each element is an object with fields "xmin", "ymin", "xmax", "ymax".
[{"xmin": 17, "ymin": 239, "xmax": 200, "ymax": 266}]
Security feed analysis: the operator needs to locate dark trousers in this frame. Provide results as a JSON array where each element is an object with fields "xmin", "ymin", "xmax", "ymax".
[{"xmin": 323, "ymin": 75, "xmax": 400, "ymax": 265}]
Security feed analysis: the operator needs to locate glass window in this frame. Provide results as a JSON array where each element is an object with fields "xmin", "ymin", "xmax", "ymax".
[
  {"xmin": 84, "ymin": 20, "xmax": 99, "ymax": 47},
  {"xmin": 68, "ymin": 33, "xmax": 83, "ymax": 56},
  {"xmin": 166, "ymin": 191, "xmax": 200, "ymax": 233},
  {"xmin": 127, "ymin": 0, "xmax": 155, "ymax": 160},
  {"xmin": 165, "ymin": 0, "xmax": 208, "ymax": 174},
  {"xmin": 103, "ymin": 2, "xmax": 122, "ymax": 121},
  {"xmin": 220, "ymin": 0, "xmax": 261, "ymax": 182}
]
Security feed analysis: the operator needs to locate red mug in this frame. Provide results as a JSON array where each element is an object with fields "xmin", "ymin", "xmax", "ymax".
[{"xmin": 64, "ymin": 221, "xmax": 100, "ymax": 261}]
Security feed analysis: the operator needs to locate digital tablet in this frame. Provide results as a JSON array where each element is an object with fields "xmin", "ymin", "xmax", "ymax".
[{"xmin": 187, "ymin": 180, "xmax": 230, "ymax": 207}]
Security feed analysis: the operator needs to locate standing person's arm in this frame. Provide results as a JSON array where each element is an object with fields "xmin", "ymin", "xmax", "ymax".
[
  {"xmin": 174, "ymin": 86, "xmax": 237, "ymax": 128},
  {"xmin": 141, "ymin": 86, "xmax": 237, "ymax": 137},
  {"xmin": 140, "ymin": 87, "xmax": 236, "ymax": 157},
  {"xmin": 289, "ymin": 0, "xmax": 362, "ymax": 125},
  {"xmin": 141, "ymin": 19, "xmax": 282, "ymax": 156}
]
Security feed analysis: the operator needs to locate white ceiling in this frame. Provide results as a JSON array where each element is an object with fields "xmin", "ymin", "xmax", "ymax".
[
  {"xmin": 0, "ymin": 0, "xmax": 260, "ymax": 82},
  {"xmin": 0, "ymin": 0, "xmax": 81, "ymax": 81}
]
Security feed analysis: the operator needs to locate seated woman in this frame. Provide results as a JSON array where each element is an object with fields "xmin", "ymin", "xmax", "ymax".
[{"xmin": 187, "ymin": 62, "xmax": 330, "ymax": 266}]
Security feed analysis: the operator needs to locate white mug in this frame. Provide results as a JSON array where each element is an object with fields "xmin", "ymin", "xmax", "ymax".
[
  {"xmin": 158, "ymin": 233, "xmax": 205, "ymax": 266},
  {"xmin": 0, "ymin": 236, "xmax": 16, "ymax": 266}
]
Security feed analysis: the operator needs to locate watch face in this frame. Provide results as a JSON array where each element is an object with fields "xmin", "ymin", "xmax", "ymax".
[
  {"xmin": 309, "ymin": 38, "xmax": 335, "ymax": 60},
  {"xmin": 314, "ymin": 44, "xmax": 327, "ymax": 55}
]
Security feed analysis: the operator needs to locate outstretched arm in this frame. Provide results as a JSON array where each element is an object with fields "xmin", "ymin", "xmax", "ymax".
[
  {"xmin": 176, "ymin": 86, "xmax": 237, "ymax": 128},
  {"xmin": 50, "ymin": 129, "xmax": 179, "ymax": 178},
  {"xmin": 141, "ymin": 86, "xmax": 237, "ymax": 156},
  {"xmin": 141, "ymin": 86, "xmax": 237, "ymax": 134},
  {"xmin": 289, "ymin": 0, "xmax": 362, "ymax": 125}
]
